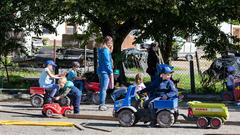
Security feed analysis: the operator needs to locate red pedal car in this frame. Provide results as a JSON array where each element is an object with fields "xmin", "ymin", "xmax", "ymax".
[{"xmin": 42, "ymin": 103, "xmax": 73, "ymax": 117}]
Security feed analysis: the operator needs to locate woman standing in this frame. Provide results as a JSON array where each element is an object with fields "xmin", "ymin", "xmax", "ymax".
[{"xmin": 97, "ymin": 36, "xmax": 113, "ymax": 111}]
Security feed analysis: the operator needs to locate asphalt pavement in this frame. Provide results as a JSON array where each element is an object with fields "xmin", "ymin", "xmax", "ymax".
[{"xmin": 0, "ymin": 101, "xmax": 239, "ymax": 135}]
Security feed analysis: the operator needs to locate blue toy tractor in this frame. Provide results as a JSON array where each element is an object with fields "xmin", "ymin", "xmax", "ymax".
[{"xmin": 112, "ymin": 85, "xmax": 179, "ymax": 127}]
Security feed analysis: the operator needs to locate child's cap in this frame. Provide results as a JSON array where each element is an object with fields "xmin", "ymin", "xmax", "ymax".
[
  {"xmin": 114, "ymin": 69, "xmax": 120, "ymax": 75},
  {"xmin": 162, "ymin": 66, "xmax": 174, "ymax": 74},
  {"xmin": 46, "ymin": 60, "xmax": 57, "ymax": 67},
  {"xmin": 156, "ymin": 64, "xmax": 174, "ymax": 74},
  {"xmin": 227, "ymin": 66, "xmax": 236, "ymax": 72}
]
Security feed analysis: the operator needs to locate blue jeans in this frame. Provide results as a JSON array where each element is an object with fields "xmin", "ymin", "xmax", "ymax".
[
  {"xmin": 73, "ymin": 80, "xmax": 84, "ymax": 92},
  {"xmin": 68, "ymin": 86, "xmax": 82, "ymax": 114},
  {"xmin": 42, "ymin": 84, "xmax": 59, "ymax": 101},
  {"xmin": 99, "ymin": 73, "xmax": 109, "ymax": 105}
]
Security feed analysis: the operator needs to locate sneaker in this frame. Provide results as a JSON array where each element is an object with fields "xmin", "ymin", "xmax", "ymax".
[
  {"xmin": 98, "ymin": 105, "xmax": 108, "ymax": 111},
  {"xmin": 148, "ymin": 121, "xmax": 157, "ymax": 128}
]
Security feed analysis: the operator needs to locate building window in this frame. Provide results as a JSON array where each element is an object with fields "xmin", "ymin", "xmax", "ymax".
[{"xmin": 66, "ymin": 23, "xmax": 77, "ymax": 34}]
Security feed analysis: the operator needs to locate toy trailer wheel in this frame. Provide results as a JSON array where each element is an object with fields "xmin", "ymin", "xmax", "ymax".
[
  {"xmin": 157, "ymin": 110, "xmax": 175, "ymax": 128},
  {"xmin": 92, "ymin": 93, "xmax": 99, "ymax": 105},
  {"xmin": 210, "ymin": 117, "xmax": 222, "ymax": 129},
  {"xmin": 63, "ymin": 109, "xmax": 73, "ymax": 116},
  {"xmin": 31, "ymin": 94, "xmax": 44, "ymax": 107},
  {"xmin": 45, "ymin": 109, "xmax": 54, "ymax": 117},
  {"xmin": 196, "ymin": 117, "xmax": 208, "ymax": 128},
  {"xmin": 117, "ymin": 109, "xmax": 136, "ymax": 127}
]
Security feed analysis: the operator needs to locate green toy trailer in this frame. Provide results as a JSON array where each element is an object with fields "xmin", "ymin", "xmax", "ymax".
[{"xmin": 186, "ymin": 101, "xmax": 229, "ymax": 129}]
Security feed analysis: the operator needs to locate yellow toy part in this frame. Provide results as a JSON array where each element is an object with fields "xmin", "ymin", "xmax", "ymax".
[
  {"xmin": 188, "ymin": 101, "xmax": 229, "ymax": 121},
  {"xmin": 0, "ymin": 120, "xmax": 75, "ymax": 127}
]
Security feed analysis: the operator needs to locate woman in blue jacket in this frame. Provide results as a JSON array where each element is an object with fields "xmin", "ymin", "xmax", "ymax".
[{"xmin": 97, "ymin": 36, "xmax": 113, "ymax": 111}]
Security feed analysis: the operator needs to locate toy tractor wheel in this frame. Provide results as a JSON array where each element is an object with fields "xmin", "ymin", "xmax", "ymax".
[
  {"xmin": 31, "ymin": 94, "xmax": 44, "ymax": 107},
  {"xmin": 63, "ymin": 109, "xmax": 73, "ymax": 116},
  {"xmin": 221, "ymin": 91, "xmax": 234, "ymax": 101},
  {"xmin": 58, "ymin": 97, "xmax": 71, "ymax": 106},
  {"xmin": 157, "ymin": 110, "xmax": 175, "ymax": 128},
  {"xmin": 92, "ymin": 93, "xmax": 99, "ymax": 105},
  {"xmin": 45, "ymin": 109, "xmax": 53, "ymax": 117},
  {"xmin": 210, "ymin": 117, "xmax": 222, "ymax": 129},
  {"xmin": 196, "ymin": 117, "xmax": 208, "ymax": 128},
  {"xmin": 118, "ymin": 109, "xmax": 136, "ymax": 127}
]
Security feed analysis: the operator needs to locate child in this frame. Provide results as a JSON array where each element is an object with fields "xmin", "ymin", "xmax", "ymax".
[
  {"xmin": 154, "ymin": 66, "xmax": 178, "ymax": 100},
  {"xmin": 148, "ymin": 65, "xmax": 178, "ymax": 126},
  {"xmin": 39, "ymin": 60, "xmax": 64, "ymax": 102},
  {"xmin": 55, "ymin": 77, "xmax": 82, "ymax": 114},
  {"xmin": 133, "ymin": 73, "xmax": 146, "ymax": 94},
  {"xmin": 67, "ymin": 61, "xmax": 85, "ymax": 91},
  {"xmin": 227, "ymin": 66, "xmax": 238, "ymax": 90},
  {"xmin": 133, "ymin": 73, "xmax": 147, "ymax": 108}
]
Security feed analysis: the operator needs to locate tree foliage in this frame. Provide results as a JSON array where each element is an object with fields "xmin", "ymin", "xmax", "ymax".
[{"xmin": 1, "ymin": 0, "xmax": 240, "ymax": 81}]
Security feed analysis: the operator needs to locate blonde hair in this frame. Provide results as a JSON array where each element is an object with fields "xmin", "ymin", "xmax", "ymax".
[
  {"xmin": 58, "ymin": 77, "xmax": 67, "ymax": 84},
  {"xmin": 100, "ymin": 36, "xmax": 113, "ymax": 49},
  {"xmin": 135, "ymin": 73, "xmax": 144, "ymax": 84}
]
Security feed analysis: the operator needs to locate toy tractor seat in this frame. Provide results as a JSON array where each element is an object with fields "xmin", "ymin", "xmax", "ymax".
[{"xmin": 111, "ymin": 87, "xmax": 128, "ymax": 101}]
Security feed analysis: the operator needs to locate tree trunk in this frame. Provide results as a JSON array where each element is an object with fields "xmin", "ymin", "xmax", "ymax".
[
  {"xmin": 112, "ymin": 36, "xmax": 127, "ymax": 84},
  {"xmin": 1, "ymin": 58, "xmax": 9, "ymax": 83},
  {"xmin": 161, "ymin": 34, "xmax": 174, "ymax": 65}
]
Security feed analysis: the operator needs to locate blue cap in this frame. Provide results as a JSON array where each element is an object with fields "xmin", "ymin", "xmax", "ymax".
[
  {"xmin": 156, "ymin": 64, "xmax": 174, "ymax": 74},
  {"xmin": 162, "ymin": 66, "xmax": 174, "ymax": 74},
  {"xmin": 46, "ymin": 60, "xmax": 57, "ymax": 67},
  {"xmin": 227, "ymin": 66, "xmax": 235, "ymax": 72}
]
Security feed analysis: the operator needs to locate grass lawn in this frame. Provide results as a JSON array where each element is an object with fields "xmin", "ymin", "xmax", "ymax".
[
  {"xmin": 127, "ymin": 73, "xmax": 225, "ymax": 94},
  {"xmin": 0, "ymin": 69, "xmax": 40, "ymax": 88},
  {"xmin": 0, "ymin": 67, "xmax": 225, "ymax": 94}
]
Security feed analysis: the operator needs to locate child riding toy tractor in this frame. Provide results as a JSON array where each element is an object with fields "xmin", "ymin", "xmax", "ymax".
[
  {"xmin": 113, "ymin": 85, "xmax": 229, "ymax": 129},
  {"xmin": 112, "ymin": 85, "xmax": 179, "ymax": 128}
]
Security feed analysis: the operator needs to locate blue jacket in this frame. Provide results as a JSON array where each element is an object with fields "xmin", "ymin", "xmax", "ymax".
[
  {"xmin": 97, "ymin": 47, "xmax": 113, "ymax": 75},
  {"xmin": 145, "ymin": 76, "xmax": 178, "ymax": 98}
]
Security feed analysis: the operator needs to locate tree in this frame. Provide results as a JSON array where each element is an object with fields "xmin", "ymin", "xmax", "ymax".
[
  {"xmin": 0, "ymin": 0, "xmax": 63, "ymax": 81},
  {"xmin": 136, "ymin": 0, "xmax": 240, "ymax": 63}
]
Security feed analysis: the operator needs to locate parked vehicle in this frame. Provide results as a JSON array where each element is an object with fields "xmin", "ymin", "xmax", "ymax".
[
  {"xmin": 172, "ymin": 41, "xmax": 196, "ymax": 61},
  {"xmin": 57, "ymin": 48, "xmax": 94, "ymax": 68}
]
